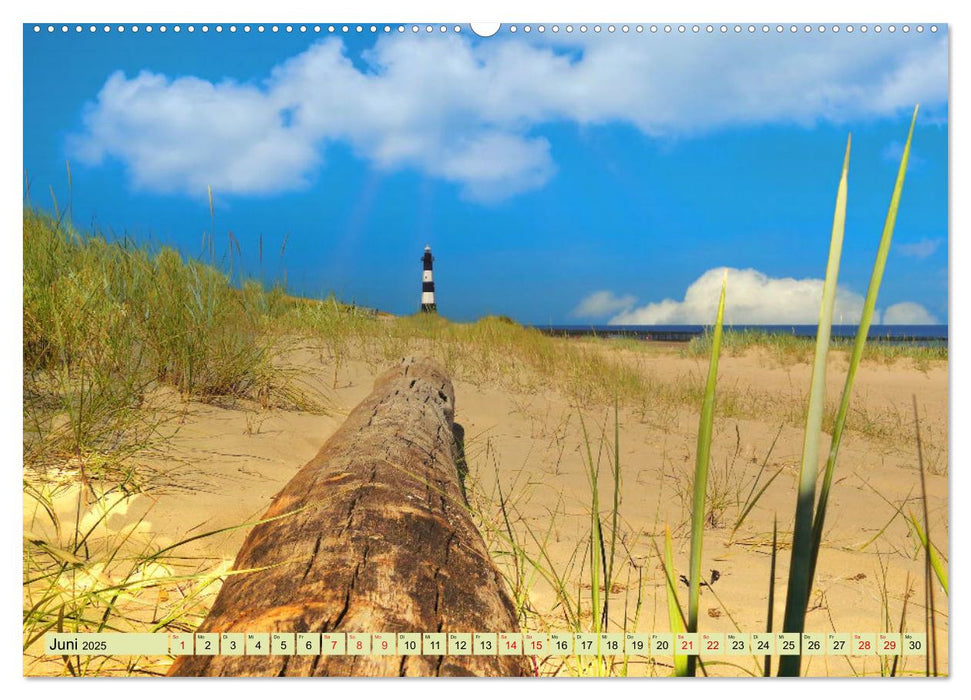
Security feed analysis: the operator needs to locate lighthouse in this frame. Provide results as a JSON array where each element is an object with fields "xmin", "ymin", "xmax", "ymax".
[{"xmin": 420, "ymin": 245, "xmax": 437, "ymax": 313}]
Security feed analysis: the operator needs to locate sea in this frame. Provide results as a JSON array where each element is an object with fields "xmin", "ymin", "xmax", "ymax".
[{"xmin": 531, "ymin": 324, "xmax": 948, "ymax": 345}]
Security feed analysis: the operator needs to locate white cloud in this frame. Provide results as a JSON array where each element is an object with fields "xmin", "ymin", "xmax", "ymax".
[
  {"xmin": 70, "ymin": 72, "xmax": 320, "ymax": 196},
  {"xmin": 605, "ymin": 267, "xmax": 936, "ymax": 326},
  {"xmin": 573, "ymin": 290, "xmax": 636, "ymax": 318},
  {"xmin": 883, "ymin": 302, "xmax": 939, "ymax": 325},
  {"xmin": 897, "ymin": 238, "xmax": 942, "ymax": 259},
  {"xmin": 71, "ymin": 32, "xmax": 947, "ymax": 201},
  {"xmin": 609, "ymin": 268, "xmax": 872, "ymax": 325}
]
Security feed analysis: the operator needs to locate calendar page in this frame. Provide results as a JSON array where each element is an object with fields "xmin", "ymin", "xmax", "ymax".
[{"xmin": 20, "ymin": 2, "xmax": 950, "ymax": 681}]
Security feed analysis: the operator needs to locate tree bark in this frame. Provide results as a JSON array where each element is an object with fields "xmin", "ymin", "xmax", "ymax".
[{"xmin": 169, "ymin": 356, "xmax": 530, "ymax": 677}]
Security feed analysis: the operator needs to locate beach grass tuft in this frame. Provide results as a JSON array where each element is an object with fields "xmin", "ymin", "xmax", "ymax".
[
  {"xmin": 685, "ymin": 271, "xmax": 726, "ymax": 676},
  {"xmin": 778, "ymin": 109, "xmax": 919, "ymax": 676}
]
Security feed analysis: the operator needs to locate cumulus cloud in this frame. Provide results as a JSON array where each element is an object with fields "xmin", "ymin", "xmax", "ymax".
[
  {"xmin": 71, "ymin": 72, "xmax": 320, "ymax": 196},
  {"xmin": 883, "ymin": 302, "xmax": 939, "ymax": 325},
  {"xmin": 603, "ymin": 267, "xmax": 937, "ymax": 326},
  {"xmin": 71, "ymin": 31, "xmax": 947, "ymax": 201},
  {"xmin": 608, "ymin": 268, "xmax": 868, "ymax": 325},
  {"xmin": 897, "ymin": 238, "xmax": 943, "ymax": 259},
  {"xmin": 572, "ymin": 290, "xmax": 636, "ymax": 318}
]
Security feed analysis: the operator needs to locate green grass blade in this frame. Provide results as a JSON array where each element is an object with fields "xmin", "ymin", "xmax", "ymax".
[
  {"xmin": 732, "ymin": 467, "xmax": 784, "ymax": 538},
  {"xmin": 577, "ymin": 408, "xmax": 604, "ymax": 675},
  {"xmin": 914, "ymin": 395, "xmax": 940, "ymax": 678},
  {"xmin": 605, "ymin": 398, "xmax": 621, "ymax": 630},
  {"xmin": 207, "ymin": 184, "xmax": 215, "ymax": 261},
  {"xmin": 907, "ymin": 513, "xmax": 948, "ymax": 596},
  {"xmin": 889, "ymin": 572, "xmax": 910, "ymax": 677},
  {"xmin": 65, "ymin": 159, "xmax": 73, "ymax": 221},
  {"xmin": 732, "ymin": 423, "xmax": 784, "ymax": 537},
  {"xmin": 779, "ymin": 134, "xmax": 851, "ymax": 677},
  {"xmin": 765, "ymin": 516, "xmax": 778, "ymax": 677},
  {"xmin": 686, "ymin": 270, "xmax": 726, "ymax": 676},
  {"xmin": 661, "ymin": 527, "xmax": 688, "ymax": 677},
  {"xmin": 49, "ymin": 185, "xmax": 60, "ymax": 222},
  {"xmin": 581, "ymin": 417, "xmax": 602, "ymax": 625},
  {"xmin": 809, "ymin": 106, "xmax": 919, "ymax": 588}
]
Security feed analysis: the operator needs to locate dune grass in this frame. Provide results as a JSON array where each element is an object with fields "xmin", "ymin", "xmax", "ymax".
[
  {"xmin": 22, "ymin": 209, "xmax": 327, "ymax": 674},
  {"xmin": 315, "ymin": 312, "xmax": 927, "ymax": 449},
  {"xmin": 777, "ymin": 109, "xmax": 920, "ymax": 675},
  {"xmin": 650, "ymin": 108, "xmax": 942, "ymax": 678},
  {"xmin": 461, "ymin": 405, "xmax": 652, "ymax": 677},
  {"xmin": 684, "ymin": 328, "xmax": 946, "ymax": 368},
  {"xmin": 23, "ymin": 209, "xmax": 324, "ymax": 475},
  {"xmin": 685, "ymin": 272, "xmax": 726, "ymax": 676},
  {"xmin": 22, "ymin": 479, "xmax": 216, "ymax": 675},
  {"xmin": 778, "ymin": 133, "xmax": 853, "ymax": 675},
  {"xmin": 22, "ymin": 478, "xmax": 311, "ymax": 676}
]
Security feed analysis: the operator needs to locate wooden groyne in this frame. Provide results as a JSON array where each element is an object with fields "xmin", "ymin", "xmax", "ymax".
[{"xmin": 169, "ymin": 356, "xmax": 529, "ymax": 677}]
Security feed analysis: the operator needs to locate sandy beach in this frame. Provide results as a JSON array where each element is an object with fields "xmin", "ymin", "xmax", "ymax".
[{"xmin": 23, "ymin": 339, "xmax": 948, "ymax": 677}]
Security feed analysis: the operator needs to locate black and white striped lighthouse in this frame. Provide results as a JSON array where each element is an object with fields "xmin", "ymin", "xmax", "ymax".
[{"xmin": 420, "ymin": 245, "xmax": 437, "ymax": 313}]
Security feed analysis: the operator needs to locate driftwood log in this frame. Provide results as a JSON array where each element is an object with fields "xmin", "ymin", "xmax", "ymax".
[{"xmin": 169, "ymin": 356, "xmax": 529, "ymax": 677}]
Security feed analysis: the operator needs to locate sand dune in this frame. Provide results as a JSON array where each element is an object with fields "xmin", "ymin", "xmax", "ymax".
[{"xmin": 23, "ymin": 343, "xmax": 948, "ymax": 677}]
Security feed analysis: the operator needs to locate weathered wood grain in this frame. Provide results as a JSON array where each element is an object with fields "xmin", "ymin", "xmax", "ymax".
[{"xmin": 169, "ymin": 356, "xmax": 530, "ymax": 677}]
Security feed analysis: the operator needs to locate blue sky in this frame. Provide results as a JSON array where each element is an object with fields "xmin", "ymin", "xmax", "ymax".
[{"xmin": 23, "ymin": 25, "xmax": 948, "ymax": 324}]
